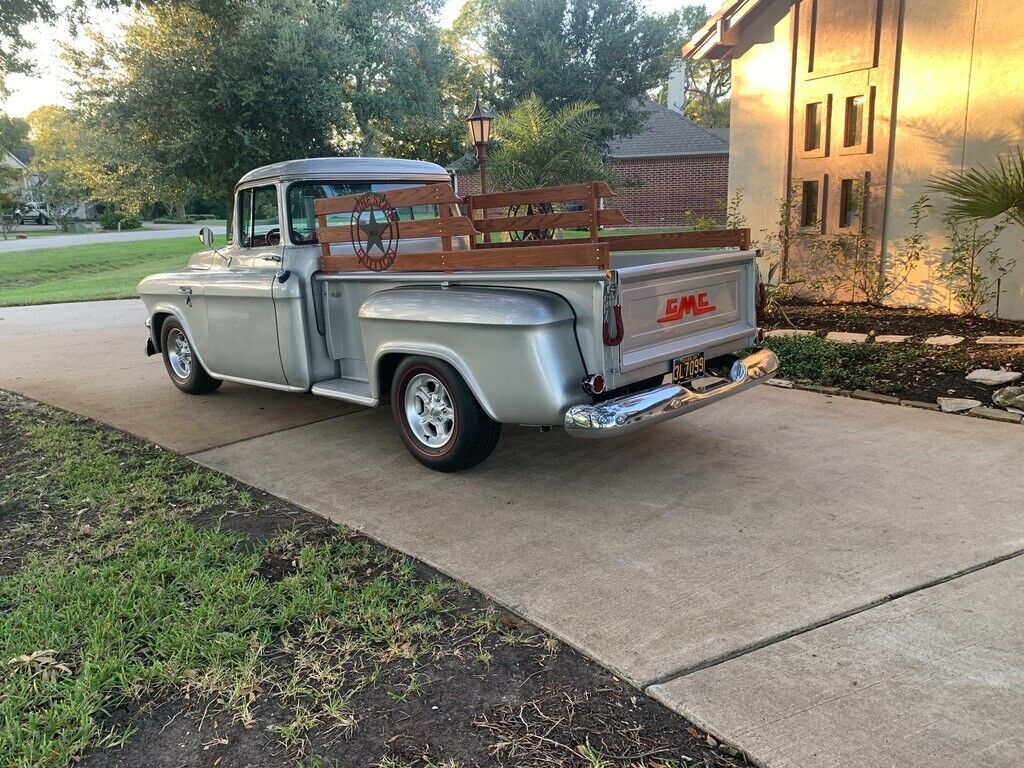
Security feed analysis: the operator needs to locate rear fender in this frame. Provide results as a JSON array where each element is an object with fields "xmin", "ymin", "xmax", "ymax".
[{"xmin": 360, "ymin": 286, "xmax": 589, "ymax": 425}]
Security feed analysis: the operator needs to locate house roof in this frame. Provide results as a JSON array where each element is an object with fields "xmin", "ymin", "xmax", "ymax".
[
  {"xmin": 3, "ymin": 150, "xmax": 28, "ymax": 171},
  {"xmin": 683, "ymin": 0, "xmax": 783, "ymax": 60},
  {"xmin": 607, "ymin": 101, "xmax": 729, "ymax": 159}
]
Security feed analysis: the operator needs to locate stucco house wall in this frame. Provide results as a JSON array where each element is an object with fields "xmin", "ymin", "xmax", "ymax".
[{"xmin": 690, "ymin": 0, "xmax": 1024, "ymax": 320}]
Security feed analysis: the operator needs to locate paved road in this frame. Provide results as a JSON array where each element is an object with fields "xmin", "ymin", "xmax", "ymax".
[
  {"xmin": 3, "ymin": 299, "xmax": 1023, "ymax": 768},
  {"xmin": 0, "ymin": 224, "xmax": 226, "ymax": 253}
]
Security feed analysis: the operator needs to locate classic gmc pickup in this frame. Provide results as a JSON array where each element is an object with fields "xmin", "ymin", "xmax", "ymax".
[{"xmin": 138, "ymin": 157, "xmax": 778, "ymax": 471}]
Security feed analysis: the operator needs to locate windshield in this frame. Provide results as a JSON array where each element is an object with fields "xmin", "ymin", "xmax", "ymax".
[{"xmin": 287, "ymin": 181, "xmax": 442, "ymax": 245}]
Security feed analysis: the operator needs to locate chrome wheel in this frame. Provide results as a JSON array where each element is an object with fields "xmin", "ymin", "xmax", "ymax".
[
  {"xmin": 404, "ymin": 372, "xmax": 455, "ymax": 449},
  {"xmin": 166, "ymin": 327, "xmax": 193, "ymax": 380}
]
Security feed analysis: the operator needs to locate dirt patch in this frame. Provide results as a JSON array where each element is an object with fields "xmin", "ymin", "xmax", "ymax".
[{"xmin": 1, "ymin": 392, "xmax": 745, "ymax": 768}]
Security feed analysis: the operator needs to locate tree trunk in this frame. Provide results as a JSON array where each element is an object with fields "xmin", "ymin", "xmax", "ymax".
[{"xmin": 225, "ymin": 181, "xmax": 235, "ymax": 242}]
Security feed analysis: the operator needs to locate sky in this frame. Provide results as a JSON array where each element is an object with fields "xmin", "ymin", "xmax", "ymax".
[{"xmin": 1, "ymin": 0, "xmax": 708, "ymax": 119}]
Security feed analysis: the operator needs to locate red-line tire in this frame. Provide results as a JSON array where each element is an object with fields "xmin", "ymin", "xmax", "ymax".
[{"xmin": 391, "ymin": 356, "xmax": 500, "ymax": 472}]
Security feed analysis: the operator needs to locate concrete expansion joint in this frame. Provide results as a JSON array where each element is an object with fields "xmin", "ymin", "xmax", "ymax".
[
  {"xmin": 183, "ymin": 409, "xmax": 368, "ymax": 457},
  {"xmin": 640, "ymin": 543, "xmax": 1024, "ymax": 692}
]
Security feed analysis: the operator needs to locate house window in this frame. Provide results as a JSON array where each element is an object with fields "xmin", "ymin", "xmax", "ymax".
[
  {"xmin": 801, "ymin": 180, "xmax": 820, "ymax": 227},
  {"xmin": 844, "ymin": 95, "xmax": 864, "ymax": 148},
  {"xmin": 805, "ymin": 102, "xmax": 823, "ymax": 151},
  {"xmin": 839, "ymin": 178, "xmax": 863, "ymax": 228}
]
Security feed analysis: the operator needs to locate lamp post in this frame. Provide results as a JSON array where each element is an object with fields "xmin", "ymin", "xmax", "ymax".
[{"xmin": 466, "ymin": 95, "xmax": 494, "ymax": 194}]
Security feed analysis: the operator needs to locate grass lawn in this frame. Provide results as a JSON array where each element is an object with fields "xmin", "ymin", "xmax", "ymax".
[
  {"xmin": 0, "ymin": 391, "xmax": 738, "ymax": 768},
  {"xmin": 0, "ymin": 235, "xmax": 223, "ymax": 306}
]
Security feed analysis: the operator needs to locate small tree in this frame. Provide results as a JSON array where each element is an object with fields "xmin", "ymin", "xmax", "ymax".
[
  {"xmin": 487, "ymin": 95, "xmax": 612, "ymax": 191},
  {"xmin": 938, "ymin": 213, "xmax": 1015, "ymax": 316},
  {"xmin": 929, "ymin": 146, "xmax": 1024, "ymax": 228}
]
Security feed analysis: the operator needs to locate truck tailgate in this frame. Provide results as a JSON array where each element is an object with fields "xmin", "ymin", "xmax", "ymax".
[{"xmin": 614, "ymin": 250, "xmax": 758, "ymax": 374}]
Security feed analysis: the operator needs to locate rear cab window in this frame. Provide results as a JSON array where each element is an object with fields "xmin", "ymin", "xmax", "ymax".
[{"xmin": 287, "ymin": 181, "xmax": 439, "ymax": 245}]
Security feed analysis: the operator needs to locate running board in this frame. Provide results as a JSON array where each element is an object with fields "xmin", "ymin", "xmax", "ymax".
[{"xmin": 310, "ymin": 377, "xmax": 378, "ymax": 407}]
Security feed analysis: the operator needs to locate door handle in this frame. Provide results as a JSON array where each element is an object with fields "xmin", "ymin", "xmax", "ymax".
[
  {"xmin": 263, "ymin": 254, "xmax": 283, "ymax": 263},
  {"xmin": 178, "ymin": 285, "xmax": 193, "ymax": 295}
]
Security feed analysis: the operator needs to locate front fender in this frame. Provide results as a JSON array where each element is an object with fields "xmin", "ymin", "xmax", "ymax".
[
  {"xmin": 359, "ymin": 286, "xmax": 589, "ymax": 425},
  {"xmin": 138, "ymin": 271, "xmax": 208, "ymax": 366}
]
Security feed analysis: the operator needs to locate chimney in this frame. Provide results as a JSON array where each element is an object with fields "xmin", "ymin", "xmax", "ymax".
[{"xmin": 667, "ymin": 59, "xmax": 686, "ymax": 113}]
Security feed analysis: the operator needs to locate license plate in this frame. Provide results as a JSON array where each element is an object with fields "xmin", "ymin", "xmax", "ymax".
[{"xmin": 672, "ymin": 352, "xmax": 705, "ymax": 383}]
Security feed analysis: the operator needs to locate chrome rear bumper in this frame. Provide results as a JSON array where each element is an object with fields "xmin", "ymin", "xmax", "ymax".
[{"xmin": 564, "ymin": 348, "xmax": 780, "ymax": 438}]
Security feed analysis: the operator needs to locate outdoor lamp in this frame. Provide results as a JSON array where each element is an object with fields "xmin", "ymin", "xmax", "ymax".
[{"xmin": 466, "ymin": 95, "xmax": 494, "ymax": 193}]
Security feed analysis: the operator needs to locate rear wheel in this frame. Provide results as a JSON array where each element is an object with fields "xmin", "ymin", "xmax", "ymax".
[
  {"xmin": 160, "ymin": 318, "xmax": 222, "ymax": 394},
  {"xmin": 391, "ymin": 356, "xmax": 500, "ymax": 472}
]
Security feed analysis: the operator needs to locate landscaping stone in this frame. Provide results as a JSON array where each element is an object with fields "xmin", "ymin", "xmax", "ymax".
[
  {"xmin": 992, "ymin": 386, "xmax": 1024, "ymax": 410},
  {"xmin": 874, "ymin": 334, "xmax": 912, "ymax": 343},
  {"xmin": 923, "ymin": 335, "xmax": 965, "ymax": 346},
  {"xmin": 976, "ymin": 335, "xmax": 1024, "ymax": 346},
  {"xmin": 937, "ymin": 397, "xmax": 982, "ymax": 413},
  {"xmin": 965, "ymin": 369, "xmax": 1022, "ymax": 386},
  {"xmin": 793, "ymin": 383, "xmax": 845, "ymax": 396},
  {"xmin": 852, "ymin": 390, "xmax": 900, "ymax": 405},
  {"xmin": 968, "ymin": 406, "xmax": 1022, "ymax": 424},
  {"xmin": 900, "ymin": 400, "xmax": 941, "ymax": 411},
  {"xmin": 764, "ymin": 378, "xmax": 794, "ymax": 388},
  {"xmin": 826, "ymin": 331, "xmax": 869, "ymax": 344},
  {"xmin": 765, "ymin": 328, "xmax": 816, "ymax": 338}
]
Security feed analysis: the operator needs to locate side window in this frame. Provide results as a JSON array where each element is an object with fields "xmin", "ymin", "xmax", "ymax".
[{"xmin": 238, "ymin": 185, "xmax": 280, "ymax": 247}]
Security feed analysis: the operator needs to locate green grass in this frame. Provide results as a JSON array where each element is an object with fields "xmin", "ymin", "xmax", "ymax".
[
  {"xmin": 763, "ymin": 334, "xmax": 923, "ymax": 394},
  {"xmin": 0, "ymin": 395, "xmax": 495, "ymax": 766},
  {"xmin": 0, "ymin": 235, "xmax": 223, "ymax": 306}
]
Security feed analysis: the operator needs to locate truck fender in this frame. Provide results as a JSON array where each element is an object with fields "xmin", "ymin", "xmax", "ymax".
[
  {"xmin": 144, "ymin": 303, "xmax": 213, "ymax": 374},
  {"xmin": 360, "ymin": 286, "xmax": 589, "ymax": 425}
]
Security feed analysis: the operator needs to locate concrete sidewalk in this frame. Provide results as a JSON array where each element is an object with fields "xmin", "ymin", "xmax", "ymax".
[{"xmin": 3, "ymin": 298, "xmax": 1024, "ymax": 768}]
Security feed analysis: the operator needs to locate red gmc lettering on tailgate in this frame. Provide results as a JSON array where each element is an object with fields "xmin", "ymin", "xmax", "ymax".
[{"xmin": 656, "ymin": 291, "xmax": 717, "ymax": 324}]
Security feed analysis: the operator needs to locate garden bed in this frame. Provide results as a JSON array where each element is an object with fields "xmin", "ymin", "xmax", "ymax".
[
  {"xmin": 763, "ymin": 301, "xmax": 1024, "ymax": 408},
  {"xmin": 0, "ymin": 392, "xmax": 743, "ymax": 768}
]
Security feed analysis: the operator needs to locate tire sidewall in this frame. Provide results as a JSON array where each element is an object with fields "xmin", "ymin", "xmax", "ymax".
[
  {"xmin": 392, "ymin": 361, "xmax": 462, "ymax": 460},
  {"xmin": 161, "ymin": 318, "xmax": 198, "ymax": 391}
]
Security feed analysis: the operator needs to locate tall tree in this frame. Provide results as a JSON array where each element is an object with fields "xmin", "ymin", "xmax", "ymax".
[
  {"xmin": 332, "ymin": 0, "xmax": 455, "ymax": 159},
  {"xmin": 486, "ymin": 0, "xmax": 678, "ymax": 140},
  {"xmin": 66, "ymin": 0, "xmax": 354, "ymax": 223}
]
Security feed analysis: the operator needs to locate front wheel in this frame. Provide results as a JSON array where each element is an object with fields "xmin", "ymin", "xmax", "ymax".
[
  {"xmin": 160, "ymin": 318, "xmax": 222, "ymax": 394},
  {"xmin": 391, "ymin": 356, "xmax": 500, "ymax": 472}
]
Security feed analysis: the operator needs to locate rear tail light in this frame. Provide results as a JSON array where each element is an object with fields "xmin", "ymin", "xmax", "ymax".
[{"xmin": 582, "ymin": 374, "xmax": 606, "ymax": 395}]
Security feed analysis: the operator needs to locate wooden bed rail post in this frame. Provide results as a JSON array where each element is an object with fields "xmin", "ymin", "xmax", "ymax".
[{"xmin": 589, "ymin": 181, "xmax": 601, "ymax": 242}]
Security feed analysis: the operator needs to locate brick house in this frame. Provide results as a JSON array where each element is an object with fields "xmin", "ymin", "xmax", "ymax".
[
  {"xmin": 451, "ymin": 100, "xmax": 730, "ymax": 228},
  {"xmin": 685, "ymin": 0, "xmax": 1024, "ymax": 319},
  {"xmin": 607, "ymin": 101, "xmax": 730, "ymax": 227}
]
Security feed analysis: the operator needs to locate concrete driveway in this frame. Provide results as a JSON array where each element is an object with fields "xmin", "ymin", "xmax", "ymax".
[{"xmin": 3, "ymin": 298, "xmax": 1023, "ymax": 768}]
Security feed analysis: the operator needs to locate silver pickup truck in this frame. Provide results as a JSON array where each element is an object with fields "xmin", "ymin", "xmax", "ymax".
[{"xmin": 139, "ymin": 157, "xmax": 778, "ymax": 471}]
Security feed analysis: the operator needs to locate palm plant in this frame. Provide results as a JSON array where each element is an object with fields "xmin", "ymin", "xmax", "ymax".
[
  {"xmin": 929, "ymin": 146, "xmax": 1024, "ymax": 227},
  {"xmin": 487, "ymin": 94, "xmax": 613, "ymax": 191}
]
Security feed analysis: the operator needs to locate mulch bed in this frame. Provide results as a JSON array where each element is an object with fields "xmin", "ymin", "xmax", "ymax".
[
  {"xmin": 1, "ymin": 394, "xmax": 744, "ymax": 768},
  {"xmin": 764, "ymin": 301, "xmax": 1024, "ymax": 407}
]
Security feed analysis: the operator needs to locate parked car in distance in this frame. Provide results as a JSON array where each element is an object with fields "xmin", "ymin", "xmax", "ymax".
[
  {"xmin": 16, "ymin": 203, "xmax": 50, "ymax": 225},
  {"xmin": 138, "ymin": 157, "xmax": 778, "ymax": 471}
]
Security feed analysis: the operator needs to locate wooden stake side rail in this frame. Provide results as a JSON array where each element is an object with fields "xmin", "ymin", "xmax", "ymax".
[
  {"xmin": 466, "ymin": 181, "xmax": 616, "ymax": 209},
  {"xmin": 314, "ymin": 180, "xmax": 749, "ymax": 274},
  {"xmin": 472, "ymin": 228, "xmax": 752, "ymax": 252},
  {"xmin": 472, "ymin": 208, "xmax": 629, "ymax": 234},
  {"xmin": 312, "ymin": 183, "xmax": 461, "ymax": 216},
  {"xmin": 320, "ymin": 242, "xmax": 609, "ymax": 273}
]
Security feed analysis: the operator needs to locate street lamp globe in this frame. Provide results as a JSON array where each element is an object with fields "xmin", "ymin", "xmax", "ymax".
[{"xmin": 467, "ymin": 95, "xmax": 493, "ymax": 148}]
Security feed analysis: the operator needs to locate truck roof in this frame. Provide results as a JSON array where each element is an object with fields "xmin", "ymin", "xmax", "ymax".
[{"xmin": 237, "ymin": 157, "xmax": 452, "ymax": 186}]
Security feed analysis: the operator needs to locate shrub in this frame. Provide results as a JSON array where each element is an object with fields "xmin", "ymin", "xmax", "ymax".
[
  {"xmin": 98, "ymin": 211, "xmax": 124, "ymax": 230},
  {"xmin": 763, "ymin": 334, "xmax": 921, "ymax": 394},
  {"xmin": 119, "ymin": 214, "xmax": 143, "ymax": 230}
]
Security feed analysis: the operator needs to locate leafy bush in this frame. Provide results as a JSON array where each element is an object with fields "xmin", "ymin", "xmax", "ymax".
[
  {"xmin": 119, "ymin": 214, "xmax": 143, "ymax": 230},
  {"xmin": 97, "ymin": 211, "xmax": 124, "ymax": 230},
  {"xmin": 763, "ymin": 334, "xmax": 921, "ymax": 394}
]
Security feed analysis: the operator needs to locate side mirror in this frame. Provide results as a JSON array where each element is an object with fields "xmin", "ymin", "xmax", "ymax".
[{"xmin": 198, "ymin": 226, "xmax": 215, "ymax": 248}]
